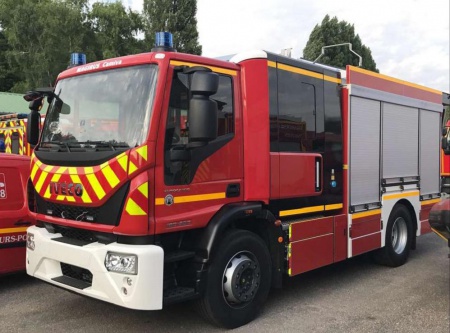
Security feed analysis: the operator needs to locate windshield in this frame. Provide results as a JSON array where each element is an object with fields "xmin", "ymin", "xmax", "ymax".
[{"xmin": 40, "ymin": 64, "xmax": 158, "ymax": 150}]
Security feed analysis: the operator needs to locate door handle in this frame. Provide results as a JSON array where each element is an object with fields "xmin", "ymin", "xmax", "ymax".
[
  {"xmin": 226, "ymin": 183, "xmax": 240, "ymax": 198},
  {"xmin": 14, "ymin": 220, "xmax": 32, "ymax": 226}
]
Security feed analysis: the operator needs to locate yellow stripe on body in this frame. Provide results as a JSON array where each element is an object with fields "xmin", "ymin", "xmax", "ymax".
[
  {"xmin": 325, "ymin": 203, "xmax": 343, "ymax": 211},
  {"xmin": 383, "ymin": 191, "xmax": 420, "ymax": 201},
  {"xmin": 0, "ymin": 227, "xmax": 28, "ymax": 234},
  {"xmin": 170, "ymin": 60, "xmax": 237, "ymax": 76},
  {"xmin": 279, "ymin": 205, "xmax": 324, "ymax": 217},
  {"xmin": 421, "ymin": 198, "xmax": 440, "ymax": 206},
  {"xmin": 86, "ymin": 172, "xmax": 106, "ymax": 200},
  {"xmin": 277, "ymin": 63, "xmax": 341, "ymax": 84},
  {"xmin": 43, "ymin": 173, "xmax": 62, "ymax": 198},
  {"xmin": 155, "ymin": 192, "xmax": 226, "ymax": 205},
  {"xmin": 352, "ymin": 209, "xmax": 381, "ymax": 219}
]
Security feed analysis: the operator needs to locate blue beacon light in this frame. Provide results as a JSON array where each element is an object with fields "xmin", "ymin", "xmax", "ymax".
[
  {"xmin": 70, "ymin": 53, "xmax": 87, "ymax": 66},
  {"xmin": 152, "ymin": 32, "xmax": 176, "ymax": 52}
]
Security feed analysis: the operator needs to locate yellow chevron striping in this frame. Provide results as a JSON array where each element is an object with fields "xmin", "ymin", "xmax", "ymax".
[
  {"xmin": 102, "ymin": 165, "xmax": 120, "ymax": 188},
  {"xmin": 117, "ymin": 153, "xmax": 128, "ymax": 172},
  {"xmin": 125, "ymin": 198, "xmax": 147, "ymax": 216},
  {"xmin": 136, "ymin": 145, "xmax": 148, "ymax": 161},
  {"xmin": 128, "ymin": 161, "xmax": 138, "ymax": 175},
  {"xmin": 70, "ymin": 174, "xmax": 92, "ymax": 203},
  {"xmin": 137, "ymin": 182, "xmax": 148, "ymax": 198},
  {"xmin": 87, "ymin": 173, "xmax": 106, "ymax": 200},
  {"xmin": 35, "ymin": 171, "xmax": 48, "ymax": 193}
]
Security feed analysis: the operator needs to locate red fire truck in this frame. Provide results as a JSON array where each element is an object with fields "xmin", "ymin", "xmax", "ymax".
[
  {"xmin": 24, "ymin": 33, "xmax": 443, "ymax": 328},
  {"xmin": 0, "ymin": 113, "xmax": 37, "ymax": 275}
]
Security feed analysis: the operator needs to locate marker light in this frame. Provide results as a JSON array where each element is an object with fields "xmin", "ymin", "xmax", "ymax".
[
  {"xmin": 155, "ymin": 32, "xmax": 173, "ymax": 48},
  {"xmin": 70, "ymin": 53, "xmax": 87, "ymax": 66}
]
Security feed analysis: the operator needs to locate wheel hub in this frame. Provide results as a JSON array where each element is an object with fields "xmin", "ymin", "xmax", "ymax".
[
  {"xmin": 223, "ymin": 253, "xmax": 260, "ymax": 305},
  {"xmin": 391, "ymin": 217, "xmax": 408, "ymax": 254}
]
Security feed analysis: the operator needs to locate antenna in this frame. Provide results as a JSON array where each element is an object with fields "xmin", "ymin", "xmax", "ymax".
[{"xmin": 313, "ymin": 43, "xmax": 362, "ymax": 67}]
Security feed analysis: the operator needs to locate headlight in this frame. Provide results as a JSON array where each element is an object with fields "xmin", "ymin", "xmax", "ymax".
[
  {"xmin": 104, "ymin": 252, "xmax": 138, "ymax": 275},
  {"xmin": 26, "ymin": 233, "xmax": 35, "ymax": 251}
]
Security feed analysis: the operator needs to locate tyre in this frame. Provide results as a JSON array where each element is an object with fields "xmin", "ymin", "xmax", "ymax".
[
  {"xmin": 374, "ymin": 205, "xmax": 413, "ymax": 267},
  {"xmin": 197, "ymin": 229, "xmax": 272, "ymax": 328}
]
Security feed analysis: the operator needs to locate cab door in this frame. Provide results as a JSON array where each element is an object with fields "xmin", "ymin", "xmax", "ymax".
[{"xmin": 153, "ymin": 63, "xmax": 243, "ymax": 234}]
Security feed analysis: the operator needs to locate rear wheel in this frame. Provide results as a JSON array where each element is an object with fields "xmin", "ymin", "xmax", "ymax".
[
  {"xmin": 197, "ymin": 229, "xmax": 271, "ymax": 328},
  {"xmin": 374, "ymin": 205, "xmax": 413, "ymax": 267}
]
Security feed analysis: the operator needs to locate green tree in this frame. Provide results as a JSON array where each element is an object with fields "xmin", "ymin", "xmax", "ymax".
[
  {"xmin": 0, "ymin": 29, "xmax": 19, "ymax": 91},
  {"xmin": 142, "ymin": 0, "xmax": 201, "ymax": 55},
  {"xmin": 0, "ymin": 0, "xmax": 91, "ymax": 91},
  {"xmin": 89, "ymin": 2, "xmax": 145, "ymax": 60},
  {"xmin": 303, "ymin": 15, "xmax": 378, "ymax": 72}
]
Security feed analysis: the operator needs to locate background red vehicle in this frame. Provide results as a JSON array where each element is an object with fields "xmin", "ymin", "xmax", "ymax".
[
  {"xmin": 0, "ymin": 110, "xmax": 44, "ymax": 275},
  {"xmin": 0, "ymin": 154, "xmax": 34, "ymax": 275}
]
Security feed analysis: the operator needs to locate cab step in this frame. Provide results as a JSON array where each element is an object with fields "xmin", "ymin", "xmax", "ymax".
[
  {"xmin": 164, "ymin": 250, "xmax": 195, "ymax": 263},
  {"xmin": 163, "ymin": 287, "xmax": 197, "ymax": 305}
]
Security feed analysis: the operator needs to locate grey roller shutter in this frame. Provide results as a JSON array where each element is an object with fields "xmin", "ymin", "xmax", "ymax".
[
  {"xmin": 420, "ymin": 110, "xmax": 440, "ymax": 195},
  {"xmin": 350, "ymin": 96, "xmax": 381, "ymax": 206},
  {"xmin": 382, "ymin": 103, "xmax": 419, "ymax": 179}
]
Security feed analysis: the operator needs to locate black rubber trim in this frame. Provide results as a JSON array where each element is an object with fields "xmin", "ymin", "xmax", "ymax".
[
  {"xmin": 52, "ymin": 236, "xmax": 90, "ymax": 247},
  {"xmin": 34, "ymin": 150, "xmax": 127, "ymax": 167},
  {"xmin": 196, "ymin": 202, "xmax": 262, "ymax": 262},
  {"xmin": 52, "ymin": 275, "xmax": 91, "ymax": 289}
]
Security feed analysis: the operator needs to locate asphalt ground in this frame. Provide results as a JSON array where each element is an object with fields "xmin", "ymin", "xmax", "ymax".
[{"xmin": 0, "ymin": 233, "xmax": 448, "ymax": 333}]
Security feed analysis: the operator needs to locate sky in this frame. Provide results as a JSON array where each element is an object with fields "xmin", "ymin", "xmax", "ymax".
[{"xmin": 126, "ymin": 0, "xmax": 450, "ymax": 93}]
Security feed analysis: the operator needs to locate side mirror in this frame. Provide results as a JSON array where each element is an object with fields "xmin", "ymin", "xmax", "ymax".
[
  {"xmin": 27, "ymin": 111, "xmax": 40, "ymax": 146},
  {"xmin": 188, "ymin": 71, "xmax": 219, "ymax": 147},
  {"xmin": 443, "ymin": 128, "xmax": 448, "ymax": 136}
]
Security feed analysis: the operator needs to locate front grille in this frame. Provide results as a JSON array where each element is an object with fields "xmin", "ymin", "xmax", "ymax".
[
  {"xmin": 61, "ymin": 263, "xmax": 93, "ymax": 285},
  {"xmin": 46, "ymin": 202, "xmax": 100, "ymax": 222},
  {"xmin": 53, "ymin": 225, "xmax": 97, "ymax": 243}
]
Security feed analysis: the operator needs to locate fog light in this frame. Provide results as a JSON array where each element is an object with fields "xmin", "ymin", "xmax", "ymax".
[
  {"xmin": 104, "ymin": 252, "xmax": 138, "ymax": 275},
  {"xmin": 27, "ymin": 233, "xmax": 35, "ymax": 250}
]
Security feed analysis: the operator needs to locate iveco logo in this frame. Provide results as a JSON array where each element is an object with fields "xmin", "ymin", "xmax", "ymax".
[{"xmin": 49, "ymin": 182, "xmax": 83, "ymax": 197}]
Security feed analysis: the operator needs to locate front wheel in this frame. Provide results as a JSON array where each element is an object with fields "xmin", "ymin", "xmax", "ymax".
[
  {"xmin": 197, "ymin": 229, "xmax": 272, "ymax": 328},
  {"xmin": 374, "ymin": 205, "xmax": 413, "ymax": 267}
]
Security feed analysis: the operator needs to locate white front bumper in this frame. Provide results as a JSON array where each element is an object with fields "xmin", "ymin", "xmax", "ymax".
[{"xmin": 26, "ymin": 226, "xmax": 164, "ymax": 310}]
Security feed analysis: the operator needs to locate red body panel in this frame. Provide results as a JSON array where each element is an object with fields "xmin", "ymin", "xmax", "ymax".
[
  {"xmin": 239, "ymin": 59, "xmax": 270, "ymax": 203},
  {"xmin": 275, "ymin": 153, "xmax": 322, "ymax": 199},
  {"xmin": 289, "ymin": 215, "xmax": 348, "ymax": 275},
  {"xmin": 420, "ymin": 203, "xmax": 435, "ymax": 234},
  {"xmin": 346, "ymin": 66, "xmax": 442, "ymax": 104},
  {"xmin": 351, "ymin": 214, "xmax": 382, "ymax": 256},
  {"xmin": 334, "ymin": 215, "xmax": 348, "ymax": 262},
  {"xmin": 0, "ymin": 154, "xmax": 35, "ymax": 275}
]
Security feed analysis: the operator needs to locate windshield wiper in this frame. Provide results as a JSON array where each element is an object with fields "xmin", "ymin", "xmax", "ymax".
[
  {"xmin": 41, "ymin": 141, "xmax": 71, "ymax": 152},
  {"xmin": 72, "ymin": 141, "xmax": 130, "ymax": 151}
]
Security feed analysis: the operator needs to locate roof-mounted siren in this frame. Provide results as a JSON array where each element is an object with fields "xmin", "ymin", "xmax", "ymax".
[
  {"xmin": 68, "ymin": 53, "xmax": 86, "ymax": 69},
  {"xmin": 152, "ymin": 32, "xmax": 176, "ymax": 52}
]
